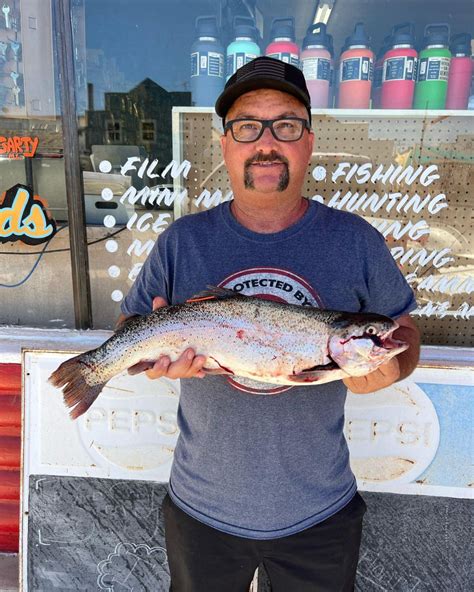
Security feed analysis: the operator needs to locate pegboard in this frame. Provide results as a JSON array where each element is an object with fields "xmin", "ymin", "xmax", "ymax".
[{"xmin": 174, "ymin": 109, "xmax": 473, "ymax": 348}]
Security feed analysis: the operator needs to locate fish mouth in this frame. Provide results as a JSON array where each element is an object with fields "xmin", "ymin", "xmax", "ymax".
[{"xmin": 378, "ymin": 326, "xmax": 408, "ymax": 352}]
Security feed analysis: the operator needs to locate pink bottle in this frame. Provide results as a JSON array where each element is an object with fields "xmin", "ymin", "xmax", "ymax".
[
  {"xmin": 338, "ymin": 23, "xmax": 374, "ymax": 109},
  {"xmin": 381, "ymin": 23, "xmax": 418, "ymax": 109},
  {"xmin": 446, "ymin": 33, "xmax": 473, "ymax": 109},
  {"xmin": 265, "ymin": 17, "xmax": 299, "ymax": 68},
  {"xmin": 300, "ymin": 23, "xmax": 332, "ymax": 108}
]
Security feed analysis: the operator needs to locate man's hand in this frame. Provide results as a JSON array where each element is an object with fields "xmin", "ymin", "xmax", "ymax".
[
  {"xmin": 144, "ymin": 296, "xmax": 207, "ymax": 380},
  {"xmin": 117, "ymin": 297, "xmax": 207, "ymax": 380},
  {"xmin": 343, "ymin": 357, "xmax": 400, "ymax": 394},
  {"xmin": 343, "ymin": 314, "xmax": 420, "ymax": 395}
]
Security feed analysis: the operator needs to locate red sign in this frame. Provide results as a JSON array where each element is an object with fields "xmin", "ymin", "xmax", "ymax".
[{"xmin": 0, "ymin": 136, "xmax": 39, "ymax": 159}]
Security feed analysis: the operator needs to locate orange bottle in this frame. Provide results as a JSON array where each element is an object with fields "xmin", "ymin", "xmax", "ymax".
[{"xmin": 338, "ymin": 23, "xmax": 374, "ymax": 109}]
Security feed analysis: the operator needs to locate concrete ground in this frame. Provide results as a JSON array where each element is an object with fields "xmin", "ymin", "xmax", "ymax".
[{"xmin": 0, "ymin": 554, "xmax": 18, "ymax": 592}]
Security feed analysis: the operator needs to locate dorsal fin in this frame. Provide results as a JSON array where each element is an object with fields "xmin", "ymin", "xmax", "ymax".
[{"xmin": 186, "ymin": 286, "xmax": 246, "ymax": 303}]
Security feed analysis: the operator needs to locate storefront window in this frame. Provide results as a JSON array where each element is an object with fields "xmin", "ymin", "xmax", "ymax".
[
  {"xmin": 1, "ymin": 0, "xmax": 472, "ymax": 344},
  {"xmin": 0, "ymin": 0, "xmax": 75, "ymax": 328}
]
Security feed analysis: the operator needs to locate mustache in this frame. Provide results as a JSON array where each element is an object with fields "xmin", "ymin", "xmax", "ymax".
[{"xmin": 244, "ymin": 151, "xmax": 289, "ymax": 167}]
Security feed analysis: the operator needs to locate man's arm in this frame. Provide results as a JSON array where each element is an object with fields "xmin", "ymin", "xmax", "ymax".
[
  {"xmin": 343, "ymin": 314, "xmax": 420, "ymax": 394},
  {"xmin": 116, "ymin": 297, "xmax": 207, "ymax": 379}
]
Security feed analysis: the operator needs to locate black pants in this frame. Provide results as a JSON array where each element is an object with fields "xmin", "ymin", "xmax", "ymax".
[{"xmin": 162, "ymin": 492, "xmax": 366, "ymax": 592}]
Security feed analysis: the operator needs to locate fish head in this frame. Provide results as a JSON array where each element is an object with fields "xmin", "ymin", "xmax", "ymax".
[{"xmin": 328, "ymin": 314, "xmax": 409, "ymax": 377}]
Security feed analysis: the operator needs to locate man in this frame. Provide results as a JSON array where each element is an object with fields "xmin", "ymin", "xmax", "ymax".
[{"xmin": 118, "ymin": 57, "xmax": 420, "ymax": 591}]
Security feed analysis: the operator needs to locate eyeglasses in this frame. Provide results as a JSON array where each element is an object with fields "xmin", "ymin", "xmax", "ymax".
[{"xmin": 224, "ymin": 117, "xmax": 311, "ymax": 143}]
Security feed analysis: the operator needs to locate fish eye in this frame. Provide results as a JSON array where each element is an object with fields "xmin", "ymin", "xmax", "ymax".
[{"xmin": 365, "ymin": 326, "xmax": 377, "ymax": 335}]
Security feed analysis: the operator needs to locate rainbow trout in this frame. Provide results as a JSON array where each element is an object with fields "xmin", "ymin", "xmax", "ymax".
[{"xmin": 49, "ymin": 288, "xmax": 408, "ymax": 419}]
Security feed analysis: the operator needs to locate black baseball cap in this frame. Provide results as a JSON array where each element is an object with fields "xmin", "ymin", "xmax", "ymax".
[{"xmin": 215, "ymin": 56, "xmax": 312, "ymax": 124}]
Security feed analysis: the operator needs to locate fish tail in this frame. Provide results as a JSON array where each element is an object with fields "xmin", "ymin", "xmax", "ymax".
[{"xmin": 49, "ymin": 356, "xmax": 105, "ymax": 420}]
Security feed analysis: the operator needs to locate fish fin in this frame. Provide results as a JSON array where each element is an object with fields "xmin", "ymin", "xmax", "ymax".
[
  {"xmin": 202, "ymin": 367, "xmax": 233, "ymax": 375},
  {"xmin": 49, "ymin": 357, "xmax": 105, "ymax": 420},
  {"xmin": 186, "ymin": 286, "xmax": 245, "ymax": 303},
  {"xmin": 287, "ymin": 361, "xmax": 342, "ymax": 384},
  {"xmin": 202, "ymin": 356, "xmax": 234, "ymax": 375},
  {"xmin": 127, "ymin": 361, "xmax": 155, "ymax": 375}
]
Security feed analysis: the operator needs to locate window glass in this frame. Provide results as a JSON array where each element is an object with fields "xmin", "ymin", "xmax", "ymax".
[
  {"xmin": 0, "ymin": 0, "xmax": 75, "ymax": 328},
  {"xmin": 75, "ymin": 0, "xmax": 472, "ymax": 346}
]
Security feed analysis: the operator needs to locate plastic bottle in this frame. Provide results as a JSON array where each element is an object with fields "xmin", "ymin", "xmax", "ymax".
[
  {"xmin": 413, "ymin": 24, "xmax": 451, "ymax": 110},
  {"xmin": 372, "ymin": 35, "xmax": 392, "ymax": 109},
  {"xmin": 265, "ymin": 17, "xmax": 299, "ymax": 67},
  {"xmin": 300, "ymin": 23, "xmax": 332, "ymax": 108},
  {"xmin": 226, "ymin": 16, "xmax": 261, "ymax": 80},
  {"xmin": 446, "ymin": 33, "xmax": 473, "ymax": 110},
  {"xmin": 190, "ymin": 16, "xmax": 225, "ymax": 106},
  {"xmin": 337, "ymin": 23, "xmax": 374, "ymax": 109},
  {"xmin": 381, "ymin": 23, "xmax": 418, "ymax": 109}
]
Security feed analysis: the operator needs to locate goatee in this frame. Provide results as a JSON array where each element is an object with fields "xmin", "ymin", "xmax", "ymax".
[{"xmin": 244, "ymin": 150, "xmax": 290, "ymax": 191}]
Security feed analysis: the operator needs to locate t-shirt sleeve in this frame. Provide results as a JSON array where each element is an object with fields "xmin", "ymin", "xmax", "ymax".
[
  {"xmin": 361, "ymin": 227, "xmax": 417, "ymax": 319},
  {"xmin": 121, "ymin": 235, "xmax": 169, "ymax": 317}
]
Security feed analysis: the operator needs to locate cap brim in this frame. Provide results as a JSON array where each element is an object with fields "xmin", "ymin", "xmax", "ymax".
[{"xmin": 215, "ymin": 78, "xmax": 311, "ymax": 120}]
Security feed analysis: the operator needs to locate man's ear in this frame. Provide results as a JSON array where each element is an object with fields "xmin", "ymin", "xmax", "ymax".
[
  {"xmin": 306, "ymin": 129, "xmax": 314, "ymax": 164},
  {"xmin": 220, "ymin": 132, "xmax": 227, "ymax": 157}
]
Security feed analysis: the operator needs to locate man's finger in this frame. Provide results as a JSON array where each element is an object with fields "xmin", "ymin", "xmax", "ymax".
[
  {"xmin": 152, "ymin": 296, "xmax": 168, "ymax": 310},
  {"xmin": 145, "ymin": 356, "xmax": 171, "ymax": 379}
]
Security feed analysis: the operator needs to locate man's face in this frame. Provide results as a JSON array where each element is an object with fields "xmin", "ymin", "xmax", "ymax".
[{"xmin": 220, "ymin": 88, "xmax": 314, "ymax": 197}]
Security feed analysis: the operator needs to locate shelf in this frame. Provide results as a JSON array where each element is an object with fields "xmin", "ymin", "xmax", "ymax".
[{"xmin": 173, "ymin": 107, "xmax": 474, "ymax": 118}]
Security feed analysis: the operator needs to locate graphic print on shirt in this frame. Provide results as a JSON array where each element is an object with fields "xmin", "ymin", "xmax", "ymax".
[{"xmin": 219, "ymin": 267, "xmax": 323, "ymax": 394}]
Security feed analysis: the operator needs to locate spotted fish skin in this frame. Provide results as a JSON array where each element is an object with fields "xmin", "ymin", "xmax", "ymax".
[{"xmin": 49, "ymin": 290, "xmax": 406, "ymax": 419}]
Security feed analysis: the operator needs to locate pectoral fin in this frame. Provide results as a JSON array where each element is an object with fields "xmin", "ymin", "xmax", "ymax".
[
  {"xmin": 288, "ymin": 361, "xmax": 344, "ymax": 384},
  {"xmin": 127, "ymin": 361, "xmax": 155, "ymax": 375},
  {"xmin": 201, "ymin": 367, "xmax": 234, "ymax": 375}
]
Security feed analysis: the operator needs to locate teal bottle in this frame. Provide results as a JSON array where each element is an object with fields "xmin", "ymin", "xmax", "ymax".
[
  {"xmin": 413, "ymin": 24, "xmax": 451, "ymax": 109},
  {"xmin": 226, "ymin": 17, "xmax": 261, "ymax": 80}
]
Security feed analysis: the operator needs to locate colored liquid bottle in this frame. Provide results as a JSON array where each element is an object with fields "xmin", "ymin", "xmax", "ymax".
[
  {"xmin": 226, "ymin": 16, "xmax": 261, "ymax": 80},
  {"xmin": 381, "ymin": 23, "xmax": 418, "ymax": 109},
  {"xmin": 413, "ymin": 24, "xmax": 451, "ymax": 110},
  {"xmin": 265, "ymin": 17, "xmax": 299, "ymax": 67},
  {"xmin": 190, "ymin": 16, "xmax": 224, "ymax": 107},
  {"xmin": 301, "ymin": 23, "xmax": 332, "ymax": 108},
  {"xmin": 337, "ymin": 23, "xmax": 374, "ymax": 109},
  {"xmin": 446, "ymin": 33, "xmax": 473, "ymax": 110}
]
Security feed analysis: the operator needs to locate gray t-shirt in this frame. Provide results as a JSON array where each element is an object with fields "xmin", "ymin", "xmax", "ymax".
[{"xmin": 122, "ymin": 200, "xmax": 417, "ymax": 539}]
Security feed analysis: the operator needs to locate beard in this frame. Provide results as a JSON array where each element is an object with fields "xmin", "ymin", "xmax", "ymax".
[{"xmin": 243, "ymin": 150, "xmax": 290, "ymax": 191}]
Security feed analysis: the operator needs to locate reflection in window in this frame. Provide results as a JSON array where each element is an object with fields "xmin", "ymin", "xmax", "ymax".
[
  {"xmin": 141, "ymin": 120, "xmax": 157, "ymax": 142},
  {"xmin": 106, "ymin": 120, "xmax": 122, "ymax": 143}
]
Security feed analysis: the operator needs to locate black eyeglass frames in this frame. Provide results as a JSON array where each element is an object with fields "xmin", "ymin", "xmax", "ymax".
[{"xmin": 224, "ymin": 117, "xmax": 311, "ymax": 143}]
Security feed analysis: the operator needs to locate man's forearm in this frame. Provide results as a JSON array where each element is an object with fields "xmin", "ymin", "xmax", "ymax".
[{"xmin": 393, "ymin": 322, "xmax": 421, "ymax": 381}]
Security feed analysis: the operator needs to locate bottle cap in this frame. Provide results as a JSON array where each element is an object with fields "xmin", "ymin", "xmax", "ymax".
[
  {"xmin": 270, "ymin": 17, "xmax": 295, "ymax": 41},
  {"xmin": 347, "ymin": 22, "xmax": 371, "ymax": 49},
  {"xmin": 391, "ymin": 23, "xmax": 416, "ymax": 47},
  {"xmin": 303, "ymin": 23, "xmax": 330, "ymax": 50},
  {"xmin": 195, "ymin": 16, "xmax": 220, "ymax": 38},
  {"xmin": 450, "ymin": 33, "xmax": 472, "ymax": 55},
  {"xmin": 423, "ymin": 23, "xmax": 450, "ymax": 47},
  {"xmin": 234, "ymin": 16, "xmax": 258, "ymax": 42}
]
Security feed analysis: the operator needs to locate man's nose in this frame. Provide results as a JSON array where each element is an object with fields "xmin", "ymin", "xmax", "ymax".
[{"xmin": 255, "ymin": 125, "xmax": 279, "ymax": 148}]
